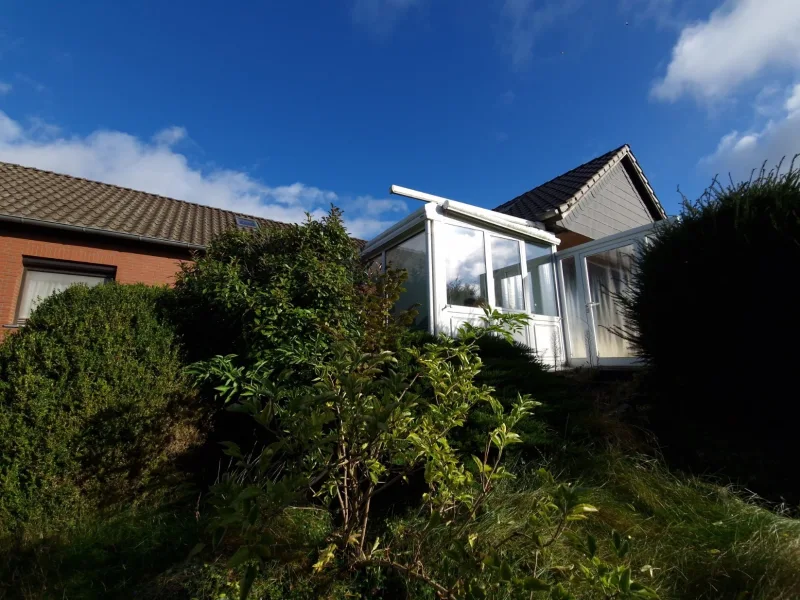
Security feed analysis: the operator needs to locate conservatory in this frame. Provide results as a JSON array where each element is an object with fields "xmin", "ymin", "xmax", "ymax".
[{"xmin": 362, "ymin": 186, "xmax": 657, "ymax": 368}]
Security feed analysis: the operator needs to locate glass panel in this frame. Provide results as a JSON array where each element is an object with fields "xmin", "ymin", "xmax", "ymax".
[
  {"xmin": 491, "ymin": 236, "xmax": 524, "ymax": 310},
  {"xmin": 586, "ymin": 244, "xmax": 635, "ymax": 358},
  {"xmin": 385, "ymin": 232, "xmax": 428, "ymax": 329},
  {"xmin": 560, "ymin": 257, "xmax": 587, "ymax": 359},
  {"xmin": 525, "ymin": 242, "xmax": 558, "ymax": 316},
  {"xmin": 18, "ymin": 270, "xmax": 105, "ymax": 319},
  {"xmin": 441, "ymin": 224, "xmax": 487, "ymax": 307}
]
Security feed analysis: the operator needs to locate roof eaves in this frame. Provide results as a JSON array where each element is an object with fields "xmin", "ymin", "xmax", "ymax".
[{"xmin": 0, "ymin": 212, "xmax": 206, "ymax": 251}]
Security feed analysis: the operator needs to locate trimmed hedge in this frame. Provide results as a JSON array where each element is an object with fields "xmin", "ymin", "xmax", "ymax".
[
  {"xmin": 0, "ymin": 283, "xmax": 197, "ymax": 534},
  {"xmin": 620, "ymin": 165, "xmax": 800, "ymax": 501}
]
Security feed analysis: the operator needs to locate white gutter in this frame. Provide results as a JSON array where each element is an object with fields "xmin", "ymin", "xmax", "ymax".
[
  {"xmin": 389, "ymin": 185, "xmax": 448, "ymax": 205},
  {"xmin": 390, "ymin": 184, "xmax": 558, "ymax": 245},
  {"xmin": 440, "ymin": 199, "xmax": 560, "ymax": 245}
]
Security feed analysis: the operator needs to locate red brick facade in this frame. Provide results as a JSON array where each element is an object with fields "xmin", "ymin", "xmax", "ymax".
[{"xmin": 0, "ymin": 224, "xmax": 192, "ymax": 339}]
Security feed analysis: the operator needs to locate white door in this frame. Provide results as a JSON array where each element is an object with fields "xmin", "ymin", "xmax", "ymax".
[{"xmin": 556, "ymin": 223, "xmax": 658, "ymax": 367}]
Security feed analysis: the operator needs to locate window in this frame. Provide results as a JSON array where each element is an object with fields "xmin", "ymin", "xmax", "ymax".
[
  {"xmin": 491, "ymin": 236, "xmax": 524, "ymax": 310},
  {"xmin": 585, "ymin": 244, "xmax": 635, "ymax": 358},
  {"xmin": 15, "ymin": 258, "xmax": 116, "ymax": 323},
  {"xmin": 441, "ymin": 224, "xmax": 487, "ymax": 307},
  {"xmin": 524, "ymin": 242, "xmax": 558, "ymax": 316},
  {"xmin": 235, "ymin": 215, "xmax": 259, "ymax": 230},
  {"xmin": 560, "ymin": 256, "xmax": 587, "ymax": 359},
  {"xmin": 385, "ymin": 232, "xmax": 429, "ymax": 329}
]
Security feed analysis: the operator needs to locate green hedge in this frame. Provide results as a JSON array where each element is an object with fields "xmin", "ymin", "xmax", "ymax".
[
  {"xmin": 620, "ymin": 165, "xmax": 800, "ymax": 502},
  {"xmin": 0, "ymin": 283, "xmax": 197, "ymax": 534}
]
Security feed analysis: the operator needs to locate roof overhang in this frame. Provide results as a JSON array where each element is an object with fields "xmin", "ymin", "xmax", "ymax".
[{"xmin": 0, "ymin": 212, "xmax": 205, "ymax": 251}]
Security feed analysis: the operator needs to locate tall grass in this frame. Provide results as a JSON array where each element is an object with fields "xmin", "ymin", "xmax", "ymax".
[
  {"xmin": 468, "ymin": 452, "xmax": 800, "ymax": 600},
  {"xmin": 0, "ymin": 503, "xmax": 201, "ymax": 600}
]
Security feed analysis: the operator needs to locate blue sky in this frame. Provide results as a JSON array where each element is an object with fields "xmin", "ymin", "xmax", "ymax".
[{"xmin": 1, "ymin": 0, "xmax": 799, "ymax": 237}]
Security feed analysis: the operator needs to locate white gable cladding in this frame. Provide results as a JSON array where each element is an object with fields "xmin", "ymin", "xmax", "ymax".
[{"xmin": 557, "ymin": 160, "xmax": 654, "ymax": 240}]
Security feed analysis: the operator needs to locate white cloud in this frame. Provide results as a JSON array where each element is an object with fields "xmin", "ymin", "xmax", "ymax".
[
  {"xmin": 0, "ymin": 82, "xmax": 11, "ymax": 95},
  {"xmin": 701, "ymin": 82, "xmax": 800, "ymax": 178},
  {"xmin": 0, "ymin": 111, "xmax": 22, "ymax": 140},
  {"xmin": 786, "ymin": 82, "xmax": 800, "ymax": 116},
  {"xmin": 0, "ymin": 110, "xmax": 399, "ymax": 239},
  {"xmin": 359, "ymin": 196, "xmax": 408, "ymax": 215},
  {"xmin": 351, "ymin": 0, "xmax": 419, "ymax": 38},
  {"xmin": 652, "ymin": 0, "xmax": 800, "ymax": 102},
  {"xmin": 152, "ymin": 126, "xmax": 187, "ymax": 146},
  {"xmin": 499, "ymin": 0, "xmax": 581, "ymax": 68}
]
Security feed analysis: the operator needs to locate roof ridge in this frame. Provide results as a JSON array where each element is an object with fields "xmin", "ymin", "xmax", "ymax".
[
  {"xmin": 0, "ymin": 159, "xmax": 266, "ymax": 222},
  {"xmin": 494, "ymin": 144, "xmax": 628, "ymax": 212}
]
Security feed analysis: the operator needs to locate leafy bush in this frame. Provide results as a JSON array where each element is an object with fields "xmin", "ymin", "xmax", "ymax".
[
  {"xmin": 0, "ymin": 283, "xmax": 199, "ymax": 534},
  {"xmin": 172, "ymin": 208, "xmax": 370, "ymax": 367},
  {"xmin": 619, "ymin": 163, "xmax": 800, "ymax": 502}
]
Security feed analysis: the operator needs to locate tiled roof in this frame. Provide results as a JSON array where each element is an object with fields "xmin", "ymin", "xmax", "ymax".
[
  {"xmin": 493, "ymin": 145, "xmax": 665, "ymax": 222},
  {"xmin": 0, "ymin": 161, "xmax": 287, "ymax": 248}
]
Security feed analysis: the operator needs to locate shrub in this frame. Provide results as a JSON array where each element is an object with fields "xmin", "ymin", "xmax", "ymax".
[
  {"xmin": 0, "ymin": 283, "xmax": 198, "ymax": 534},
  {"xmin": 619, "ymin": 162, "xmax": 800, "ymax": 502},
  {"xmin": 172, "ymin": 208, "xmax": 369, "ymax": 367}
]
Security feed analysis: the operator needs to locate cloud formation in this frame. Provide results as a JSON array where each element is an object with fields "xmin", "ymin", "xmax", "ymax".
[
  {"xmin": 0, "ymin": 110, "xmax": 405, "ymax": 239},
  {"xmin": 701, "ymin": 82, "xmax": 800, "ymax": 178},
  {"xmin": 652, "ymin": 0, "xmax": 800, "ymax": 102},
  {"xmin": 499, "ymin": 0, "xmax": 580, "ymax": 68},
  {"xmin": 351, "ymin": 0, "xmax": 419, "ymax": 38}
]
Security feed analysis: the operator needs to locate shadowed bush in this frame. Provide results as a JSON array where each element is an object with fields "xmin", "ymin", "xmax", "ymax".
[
  {"xmin": 0, "ymin": 283, "xmax": 200, "ymax": 535},
  {"xmin": 619, "ymin": 161, "xmax": 800, "ymax": 502}
]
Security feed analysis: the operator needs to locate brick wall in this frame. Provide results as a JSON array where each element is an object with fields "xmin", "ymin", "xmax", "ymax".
[{"xmin": 0, "ymin": 224, "xmax": 193, "ymax": 339}]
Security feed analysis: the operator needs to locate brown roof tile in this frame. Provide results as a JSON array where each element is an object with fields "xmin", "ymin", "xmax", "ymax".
[
  {"xmin": 493, "ymin": 145, "xmax": 666, "ymax": 222},
  {"xmin": 0, "ymin": 161, "xmax": 287, "ymax": 247}
]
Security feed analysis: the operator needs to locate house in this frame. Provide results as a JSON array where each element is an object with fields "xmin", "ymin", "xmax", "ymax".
[
  {"xmin": 493, "ymin": 145, "xmax": 666, "ymax": 249},
  {"xmin": 363, "ymin": 145, "xmax": 668, "ymax": 368},
  {"xmin": 1, "ymin": 145, "xmax": 665, "ymax": 367},
  {"xmin": 0, "ymin": 161, "xmax": 279, "ymax": 338}
]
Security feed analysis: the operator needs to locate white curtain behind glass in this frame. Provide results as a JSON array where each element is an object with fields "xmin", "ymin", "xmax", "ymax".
[
  {"xmin": 525, "ymin": 242, "xmax": 558, "ymax": 316},
  {"xmin": 17, "ymin": 271, "xmax": 105, "ymax": 320},
  {"xmin": 586, "ymin": 245, "xmax": 635, "ymax": 358},
  {"xmin": 491, "ymin": 236, "xmax": 524, "ymax": 311}
]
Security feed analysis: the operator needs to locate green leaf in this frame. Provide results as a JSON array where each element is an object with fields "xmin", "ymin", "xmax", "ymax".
[
  {"xmin": 587, "ymin": 534, "xmax": 597, "ymax": 558},
  {"xmin": 620, "ymin": 567, "xmax": 632, "ymax": 593},
  {"xmin": 521, "ymin": 576, "xmax": 550, "ymax": 591},
  {"xmin": 499, "ymin": 561, "xmax": 513, "ymax": 582},
  {"xmin": 240, "ymin": 564, "xmax": 257, "ymax": 600},
  {"xmin": 212, "ymin": 526, "xmax": 226, "ymax": 549},
  {"xmin": 186, "ymin": 542, "xmax": 205, "ymax": 561},
  {"xmin": 229, "ymin": 546, "xmax": 251, "ymax": 568}
]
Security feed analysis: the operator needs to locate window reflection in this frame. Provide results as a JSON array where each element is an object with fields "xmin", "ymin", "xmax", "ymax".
[
  {"xmin": 525, "ymin": 242, "xmax": 558, "ymax": 316},
  {"xmin": 561, "ymin": 256, "xmax": 587, "ymax": 359},
  {"xmin": 441, "ymin": 224, "xmax": 487, "ymax": 307},
  {"xmin": 386, "ymin": 232, "xmax": 429, "ymax": 329},
  {"xmin": 491, "ymin": 236, "xmax": 524, "ymax": 310}
]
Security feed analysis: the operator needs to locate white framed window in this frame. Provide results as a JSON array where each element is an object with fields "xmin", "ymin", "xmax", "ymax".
[
  {"xmin": 15, "ymin": 257, "xmax": 116, "ymax": 324},
  {"xmin": 524, "ymin": 242, "xmax": 558, "ymax": 316},
  {"xmin": 385, "ymin": 231, "xmax": 429, "ymax": 329},
  {"xmin": 440, "ymin": 223, "xmax": 488, "ymax": 308},
  {"xmin": 491, "ymin": 236, "xmax": 524, "ymax": 311}
]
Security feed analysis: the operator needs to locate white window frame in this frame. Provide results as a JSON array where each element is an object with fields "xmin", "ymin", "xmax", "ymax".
[{"xmin": 13, "ymin": 257, "xmax": 116, "ymax": 326}]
